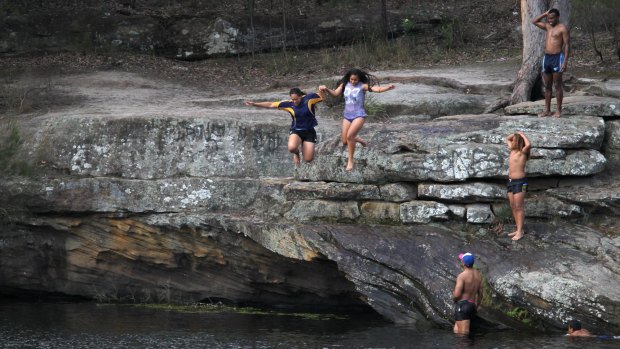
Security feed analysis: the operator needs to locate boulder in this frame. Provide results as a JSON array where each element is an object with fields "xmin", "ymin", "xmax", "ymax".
[
  {"xmin": 547, "ymin": 178, "xmax": 620, "ymax": 215},
  {"xmin": 524, "ymin": 194, "xmax": 583, "ymax": 218},
  {"xmin": 466, "ymin": 203, "xmax": 494, "ymax": 223},
  {"xmin": 379, "ymin": 183, "xmax": 418, "ymax": 202},
  {"xmin": 604, "ymin": 120, "xmax": 620, "ymax": 170},
  {"xmin": 284, "ymin": 200, "xmax": 360, "ymax": 222},
  {"xmin": 418, "ymin": 182, "xmax": 505, "ymax": 203},
  {"xmin": 448, "ymin": 204, "xmax": 466, "ymax": 218},
  {"xmin": 400, "ymin": 201, "xmax": 450, "ymax": 223},
  {"xmin": 300, "ymin": 115, "xmax": 606, "ymax": 183},
  {"xmin": 360, "ymin": 202, "xmax": 401, "ymax": 223},
  {"xmin": 283, "ymin": 181, "xmax": 381, "ymax": 201}
]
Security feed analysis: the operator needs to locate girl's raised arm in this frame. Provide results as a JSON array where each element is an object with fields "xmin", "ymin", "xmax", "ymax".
[
  {"xmin": 320, "ymin": 83, "xmax": 344, "ymax": 97},
  {"xmin": 368, "ymin": 84, "xmax": 396, "ymax": 93}
]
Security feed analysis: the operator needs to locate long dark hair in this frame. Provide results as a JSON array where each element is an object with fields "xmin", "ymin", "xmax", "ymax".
[
  {"xmin": 337, "ymin": 68, "xmax": 378, "ymax": 89},
  {"xmin": 289, "ymin": 87, "xmax": 306, "ymax": 96}
]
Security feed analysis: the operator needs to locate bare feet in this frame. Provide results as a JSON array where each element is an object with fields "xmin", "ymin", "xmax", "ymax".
[
  {"xmin": 511, "ymin": 231, "xmax": 524, "ymax": 241},
  {"xmin": 356, "ymin": 137, "xmax": 368, "ymax": 147},
  {"xmin": 346, "ymin": 160, "xmax": 354, "ymax": 172},
  {"xmin": 293, "ymin": 153, "xmax": 301, "ymax": 166},
  {"xmin": 507, "ymin": 231, "xmax": 517, "ymax": 237},
  {"xmin": 538, "ymin": 111, "xmax": 552, "ymax": 117},
  {"xmin": 553, "ymin": 111, "xmax": 561, "ymax": 118}
]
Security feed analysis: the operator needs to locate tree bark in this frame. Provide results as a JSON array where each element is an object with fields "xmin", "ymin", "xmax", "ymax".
[
  {"xmin": 511, "ymin": 0, "xmax": 571, "ymax": 104},
  {"xmin": 381, "ymin": 0, "xmax": 389, "ymax": 39}
]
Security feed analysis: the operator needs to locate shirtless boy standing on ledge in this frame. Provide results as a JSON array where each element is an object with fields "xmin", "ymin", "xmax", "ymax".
[
  {"xmin": 532, "ymin": 8, "xmax": 570, "ymax": 118},
  {"xmin": 506, "ymin": 132, "xmax": 531, "ymax": 241}
]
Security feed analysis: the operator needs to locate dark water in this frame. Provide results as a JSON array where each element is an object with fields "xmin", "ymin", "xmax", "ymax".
[{"xmin": 0, "ymin": 301, "xmax": 617, "ymax": 349}]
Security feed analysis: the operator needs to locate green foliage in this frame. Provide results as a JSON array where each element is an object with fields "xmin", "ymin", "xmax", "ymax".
[
  {"xmin": 0, "ymin": 121, "xmax": 31, "ymax": 176},
  {"xmin": 364, "ymin": 94, "xmax": 389, "ymax": 120},
  {"xmin": 440, "ymin": 19, "xmax": 469, "ymax": 50},
  {"xmin": 402, "ymin": 18, "xmax": 415, "ymax": 36},
  {"xmin": 506, "ymin": 306, "xmax": 533, "ymax": 324},
  {"xmin": 481, "ymin": 274, "xmax": 494, "ymax": 308}
]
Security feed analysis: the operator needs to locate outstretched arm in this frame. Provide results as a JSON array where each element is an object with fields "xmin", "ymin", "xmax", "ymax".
[
  {"xmin": 518, "ymin": 132, "xmax": 532, "ymax": 153},
  {"xmin": 368, "ymin": 84, "xmax": 396, "ymax": 93},
  {"xmin": 320, "ymin": 83, "xmax": 344, "ymax": 97},
  {"xmin": 244, "ymin": 101, "xmax": 277, "ymax": 108},
  {"xmin": 532, "ymin": 10, "xmax": 549, "ymax": 30}
]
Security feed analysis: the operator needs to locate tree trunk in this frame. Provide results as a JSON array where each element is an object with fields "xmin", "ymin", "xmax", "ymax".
[
  {"xmin": 247, "ymin": 0, "xmax": 255, "ymax": 57},
  {"xmin": 511, "ymin": 0, "xmax": 571, "ymax": 104},
  {"xmin": 381, "ymin": 0, "xmax": 389, "ymax": 39}
]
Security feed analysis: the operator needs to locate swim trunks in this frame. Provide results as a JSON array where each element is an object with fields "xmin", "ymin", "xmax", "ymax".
[
  {"xmin": 289, "ymin": 128, "xmax": 317, "ymax": 143},
  {"xmin": 542, "ymin": 53, "xmax": 565, "ymax": 74},
  {"xmin": 454, "ymin": 299, "xmax": 477, "ymax": 321},
  {"xmin": 507, "ymin": 177, "xmax": 528, "ymax": 194}
]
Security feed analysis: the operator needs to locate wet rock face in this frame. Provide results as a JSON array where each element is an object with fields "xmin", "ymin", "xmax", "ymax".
[{"xmin": 0, "ymin": 215, "xmax": 370, "ymax": 312}]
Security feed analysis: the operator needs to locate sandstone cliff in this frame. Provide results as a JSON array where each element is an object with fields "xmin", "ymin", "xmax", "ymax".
[{"xmin": 1, "ymin": 63, "xmax": 619, "ymax": 334}]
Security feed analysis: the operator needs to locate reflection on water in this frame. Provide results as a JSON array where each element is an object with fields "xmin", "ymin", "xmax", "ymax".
[{"xmin": 0, "ymin": 301, "xmax": 617, "ymax": 349}]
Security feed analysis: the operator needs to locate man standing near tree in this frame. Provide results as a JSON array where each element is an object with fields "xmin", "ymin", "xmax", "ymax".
[{"xmin": 532, "ymin": 8, "xmax": 570, "ymax": 117}]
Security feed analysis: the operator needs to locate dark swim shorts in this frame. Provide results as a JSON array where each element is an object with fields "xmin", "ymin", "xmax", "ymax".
[
  {"xmin": 542, "ymin": 53, "xmax": 565, "ymax": 74},
  {"xmin": 454, "ymin": 300, "xmax": 477, "ymax": 321},
  {"xmin": 507, "ymin": 177, "xmax": 528, "ymax": 194},
  {"xmin": 289, "ymin": 128, "xmax": 317, "ymax": 143}
]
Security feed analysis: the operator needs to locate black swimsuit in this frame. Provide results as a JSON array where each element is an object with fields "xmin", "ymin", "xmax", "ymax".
[{"xmin": 454, "ymin": 299, "xmax": 477, "ymax": 321}]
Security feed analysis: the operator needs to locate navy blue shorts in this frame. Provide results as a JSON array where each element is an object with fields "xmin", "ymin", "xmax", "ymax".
[
  {"xmin": 507, "ymin": 177, "xmax": 528, "ymax": 194},
  {"xmin": 542, "ymin": 53, "xmax": 565, "ymax": 74}
]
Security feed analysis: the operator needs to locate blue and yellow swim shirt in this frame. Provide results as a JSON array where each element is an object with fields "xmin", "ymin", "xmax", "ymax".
[{"xmin": 272, "ymin": 93, "xmax": 323, "ymax": 131}]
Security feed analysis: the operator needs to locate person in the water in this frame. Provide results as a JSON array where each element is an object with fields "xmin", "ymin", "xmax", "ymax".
[
  {"xmin": 452, "ymin": 252, "xmax": 483, "ymax": 335},
  {"xmin": 567, "ymin": 320, "xmax": 593, "ymax": 337}
]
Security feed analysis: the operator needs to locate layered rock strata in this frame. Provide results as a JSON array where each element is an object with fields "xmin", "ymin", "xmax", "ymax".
[{"xmin": 1, "ymin": 69, "xmax": 619, "ymax": 334}]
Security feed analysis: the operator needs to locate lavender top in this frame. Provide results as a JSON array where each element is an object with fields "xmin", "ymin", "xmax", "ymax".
[{"xmin": 343, "ymin": 82, "xmax": 366, "ymax": 120}]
